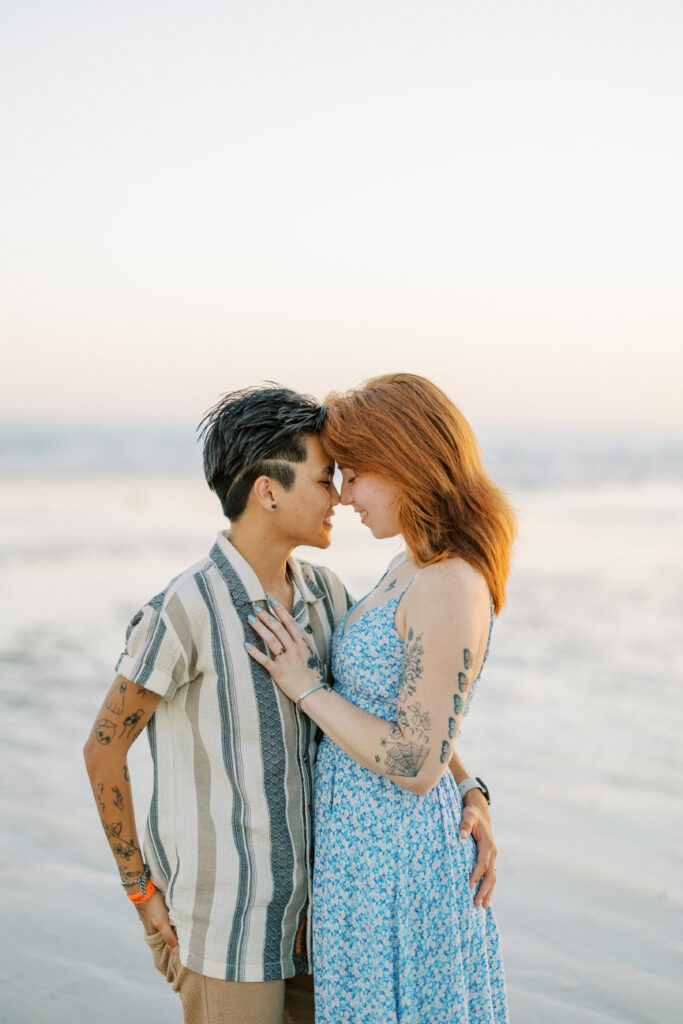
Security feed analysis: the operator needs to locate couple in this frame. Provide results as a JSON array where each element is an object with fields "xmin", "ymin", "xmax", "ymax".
[{"xmin": 84, "ymin": 373, "xmax": 515, "ymax": 1024}]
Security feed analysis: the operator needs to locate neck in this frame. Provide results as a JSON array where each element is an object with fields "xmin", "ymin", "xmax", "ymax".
[{"xmin": 227, "ymin": 519, "xmax": 294, "ymax": 607}]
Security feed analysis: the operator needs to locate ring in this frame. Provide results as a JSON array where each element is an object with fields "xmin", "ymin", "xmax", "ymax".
[{"xmin": 273, "ymin": 647, "xmax": 286, "ymax": 657}]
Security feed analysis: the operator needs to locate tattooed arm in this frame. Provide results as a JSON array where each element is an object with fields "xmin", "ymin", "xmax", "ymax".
[
  {"xmin": 247, "ymin": 558, "xmax": 491, "ymax": 797},
  {"xmin": 83, "ymin": 675, "xmax": 177, "ymax": 949}
]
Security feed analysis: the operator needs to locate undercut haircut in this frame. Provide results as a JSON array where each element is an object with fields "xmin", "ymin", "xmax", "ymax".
[{"xmin": 198, "ymin": 385, "xmax": 326, "ymax": 520}]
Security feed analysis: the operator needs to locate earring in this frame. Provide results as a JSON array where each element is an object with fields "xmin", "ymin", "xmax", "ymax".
[{"xmin": 271, "ymin": 503, "xmax": 277, "ymax": 509}]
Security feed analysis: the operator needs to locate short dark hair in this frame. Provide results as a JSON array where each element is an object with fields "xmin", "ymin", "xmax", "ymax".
[{"xmin": 198, "ymin": 385, "xmax": 326, "ymax": 520}]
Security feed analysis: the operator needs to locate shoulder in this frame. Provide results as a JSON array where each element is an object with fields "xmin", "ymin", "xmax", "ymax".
[
  {"xmin": 411, "ymin": 557, "xmax": 488, "ymax": 604},
  {"xmin": 127, "ymin": 556, "xmax": 214, "ymax": 627},
  {"xmin": 159, "ymin": 555, "xmax": 215, "ymax": 604},
  {"xmin": 401, "ymin": 558, "xmax": 489, "ymax": 638},
  {"xmin": 385, "ymin": 549, "xmax": 408, "ymax": 574}
]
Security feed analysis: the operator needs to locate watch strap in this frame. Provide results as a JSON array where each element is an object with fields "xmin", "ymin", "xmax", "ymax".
[{"xmin": 457, "ymin": 776, "xmax": 491, "ymax": 805}]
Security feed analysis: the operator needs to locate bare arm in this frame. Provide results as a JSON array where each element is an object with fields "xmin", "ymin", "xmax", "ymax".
[
  {"xmin": 247, "ymin": 561, "xmax": 490, "ymax": 797},
  {"xmin": 83, "ymin": 675, "xmax": 177, "ymax": 947}
]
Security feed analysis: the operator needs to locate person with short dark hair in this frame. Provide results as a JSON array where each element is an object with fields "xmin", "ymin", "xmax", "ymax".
[{"xmin": 84, "ymin": 383, "xmax": 497, "ymax": 1024}]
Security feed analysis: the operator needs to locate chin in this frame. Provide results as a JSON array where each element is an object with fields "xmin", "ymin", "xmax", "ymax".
[
  {"xmin": 371, "ymin": 525, "xmax": 400, "ymax": 540},
  {"xmin": 302, "ymin": 528, "xmax": 333, "ymax": 549}
]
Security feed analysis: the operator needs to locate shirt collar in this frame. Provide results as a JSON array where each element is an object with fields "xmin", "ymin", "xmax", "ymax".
[{"xmin": 211, "ymin": 531, "xmax": 325, "ymax": 609}]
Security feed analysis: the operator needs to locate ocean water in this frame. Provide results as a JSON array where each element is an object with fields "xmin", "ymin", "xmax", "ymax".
[{"xmin": 1, "ymin": 428, "xmax": 682, "ymax": 1023}]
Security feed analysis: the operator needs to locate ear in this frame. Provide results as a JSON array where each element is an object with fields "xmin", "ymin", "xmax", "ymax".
[{"xmin": 251, "ymin": 475, "xmax": 278, "ymax": 513}]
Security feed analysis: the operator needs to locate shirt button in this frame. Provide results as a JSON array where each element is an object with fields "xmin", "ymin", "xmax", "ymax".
[{"xmin": 308, "ymin": 803, "xmax": 313, "ymax": 811}]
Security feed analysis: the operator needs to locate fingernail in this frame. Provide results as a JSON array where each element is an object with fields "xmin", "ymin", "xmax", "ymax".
[
  {"xmin": 244, "ymin": 642, "xmax": 253, "ymax": 649},
  {"xmin": 460, "ymin": 829, "xmax": 467, "ymax": 840},
  {"xmin": 270, "ymin": 597, "xmax": 279, "ymax": 605},
  {"xmin": 248, "ymin": 614, "xmax": 257, "ymax": 623}
]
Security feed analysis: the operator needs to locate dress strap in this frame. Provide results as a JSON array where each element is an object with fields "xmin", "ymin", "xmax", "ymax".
[{"xmin": 391, "ymin": 574, "xmax": 418, "ymax": 604}]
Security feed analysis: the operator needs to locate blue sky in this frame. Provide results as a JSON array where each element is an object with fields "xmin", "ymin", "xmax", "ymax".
[{"xmin": 2, "ymin": 1, "xmax": 681, "ymax": 434}]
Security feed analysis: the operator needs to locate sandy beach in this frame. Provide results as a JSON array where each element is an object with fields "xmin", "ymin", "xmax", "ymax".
[{"xmin": 1, "ymin": 475, "xmax": 682, "ymax": 1023}]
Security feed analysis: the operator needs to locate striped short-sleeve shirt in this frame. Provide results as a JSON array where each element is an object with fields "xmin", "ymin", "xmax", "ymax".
[{"xmin": 115, "ymin": 531, "xmax": 352, "ymax": 981}]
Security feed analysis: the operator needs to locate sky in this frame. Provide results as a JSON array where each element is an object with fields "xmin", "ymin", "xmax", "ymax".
[{"xmin": 2, "ymin": 0, "xmax": 682, "ymax": 436}]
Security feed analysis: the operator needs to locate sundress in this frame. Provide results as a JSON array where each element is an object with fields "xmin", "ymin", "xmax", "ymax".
[{"xmin": 312, "ymin": 580, "xmax": 509, "ymax": 1024}]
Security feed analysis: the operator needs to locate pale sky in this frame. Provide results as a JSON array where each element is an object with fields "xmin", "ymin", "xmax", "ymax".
[{"xmin": 2, "ymin": 1, "xmax": 682, "ymax": 435}]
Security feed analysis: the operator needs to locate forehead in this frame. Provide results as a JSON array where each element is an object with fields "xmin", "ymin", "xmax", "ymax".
[{"xmin": 299, "ymin": 434, "xmax": 334, "ymax": 473}]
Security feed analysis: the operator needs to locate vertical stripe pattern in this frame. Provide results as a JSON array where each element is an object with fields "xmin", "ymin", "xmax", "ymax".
[{"xmin": 114, "ymin": 531, "xmax": 352, "ymax": 981}]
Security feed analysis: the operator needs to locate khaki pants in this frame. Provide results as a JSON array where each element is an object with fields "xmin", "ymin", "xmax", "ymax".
[{"xmin": 144, "ymin": 930, "xmax": 315, "ymax": 1024}]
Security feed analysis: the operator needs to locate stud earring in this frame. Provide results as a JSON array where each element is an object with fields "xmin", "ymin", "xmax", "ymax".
[{"xmin": 271, "ymin": 503, "xmax": 277, "ymax": 509}]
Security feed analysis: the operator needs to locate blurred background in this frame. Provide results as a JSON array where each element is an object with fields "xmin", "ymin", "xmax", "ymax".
[{"xmin": 1, "ymin": 2, "xmax": 682, "ymax": 1022}]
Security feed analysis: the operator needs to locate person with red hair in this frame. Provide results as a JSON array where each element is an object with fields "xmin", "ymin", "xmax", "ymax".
[{"xmin": 246, "ymin": 374, "xmax": 515, "ymax": 1023}]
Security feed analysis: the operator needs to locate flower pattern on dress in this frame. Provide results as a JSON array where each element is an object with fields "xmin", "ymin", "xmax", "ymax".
[{"xmin": 312, "ymin": 586, "xmax": 508, "ymax": 1024}]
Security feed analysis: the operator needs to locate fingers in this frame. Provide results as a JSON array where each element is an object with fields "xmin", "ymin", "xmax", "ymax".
[
  {"xmin": 248, "ymin": 610, "xmax": 289, "ymax": 658},
  {"xmin": 468, "ymin": 835, "xmax": 491, "ymax": 892},
  {"xmin": 244, "ymin": 639, "xmax": 276, "ymax": 673},
  {"xmin": 159, "ymin": 920, "xmax": 180, "ymax": 952},
  {"xmin": 466, "ymin": 825, "xmax": 498, "ymax": 909},
  {"xmin": 475, "ymin": 861, "xmax": 497, "ymax": 909},
  {"xmin": 138, "ymin": 892, "xmax": 179, "ymax": 951},
  {"xmin": 263, "ymin": 599, "xmax": 305, "ymax": 645}
]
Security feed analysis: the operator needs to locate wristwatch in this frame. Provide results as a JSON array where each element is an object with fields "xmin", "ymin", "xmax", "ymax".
[{"xmin": 457, "ymin": 776, "xmax": 491, "ymax": 805}]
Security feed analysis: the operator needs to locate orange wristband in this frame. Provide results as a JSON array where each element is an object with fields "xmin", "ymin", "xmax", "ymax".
[{"xmin": 128, "ymin": 877, "xmax": 157, "ymax": 905}]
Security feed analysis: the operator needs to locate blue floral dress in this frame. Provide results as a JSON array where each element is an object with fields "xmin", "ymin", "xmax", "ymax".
[{"xmin": 312, "ymin": 582, "xmax": 509, "ymax": 1024}]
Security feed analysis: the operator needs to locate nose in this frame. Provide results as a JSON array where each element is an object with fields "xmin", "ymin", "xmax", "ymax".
[{"xmin": 339, "ymin": 481, "xmax": 352, "ymax": 506}]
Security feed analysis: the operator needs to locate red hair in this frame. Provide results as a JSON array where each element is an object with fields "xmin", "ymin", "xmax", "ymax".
[{"xmin": 322, "ymin": 373, "xmax": 516, "ymax": 613}]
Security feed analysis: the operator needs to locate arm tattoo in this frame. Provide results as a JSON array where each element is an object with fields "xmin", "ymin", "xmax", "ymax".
[
  {"xmin": 448, "ymin": 717, "xmax": 457, "ymax": 738},
  {"xmin": 380, "ymin": 724, "xmax": 403, "ymax": 746},
  {"xmin": 95, "ymin": 718, "xmax": 116, "ymax": 745},
  {"xmin": 384, "ymin": 740, "xmax": 430, "ymax": 777},
  {"xmin": 120, "ymin": 708, "xmax": 144, "ymax": 738},
  {"xmin": 463, "ymin": 648, "xmax": 472, "ymax": 670},
  {"xmin": 440, "ymin": 741, "xmax": 451, "ymax": 763},
  {"xmin": 103, "ymin": 821, "xmax": 140, "ymax": 861},
  {"xmin": 453, "ymin": 694, "xmax": 463, "ymax": 715},
  {"xmin": 111, "ymin": 786, "xmax": 125, "ymax": 810},
  {"xmin": 105, "ymin": 680, "xmax": 127, "ymax": 716},
  {"xmin": 458, "ymin": 671, "xmax": 467, "ymax": 693},
  {"xmin": 399, "ymin": 628, "xmax": 424, "ymax": 701},
  {"xmin": 407, "ymin": 702, "xmax": 431, "ymax": 736}
]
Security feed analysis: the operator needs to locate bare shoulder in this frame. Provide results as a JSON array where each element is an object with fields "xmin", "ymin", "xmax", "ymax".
[{"xmin": 411, "ymin": 558, "xmax": 488, "ymax": 605}]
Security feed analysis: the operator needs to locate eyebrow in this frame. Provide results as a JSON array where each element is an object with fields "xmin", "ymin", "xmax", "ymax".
[{"xmin": 319, "ymin": 464, "xmax": 334, "ymax": 476}]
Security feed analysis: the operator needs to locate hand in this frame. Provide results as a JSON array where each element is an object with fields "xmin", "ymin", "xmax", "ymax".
[
  {"xmin": 245, "ymin": 601, "xmax": 326, "ymax": 703},
  {"xmin": 136, "ymin": 889, "xmax": 179, "ymax": 952},
  {"xmin": 460, "ymin": 788, "xmax": 497, "ymax": 909}
]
